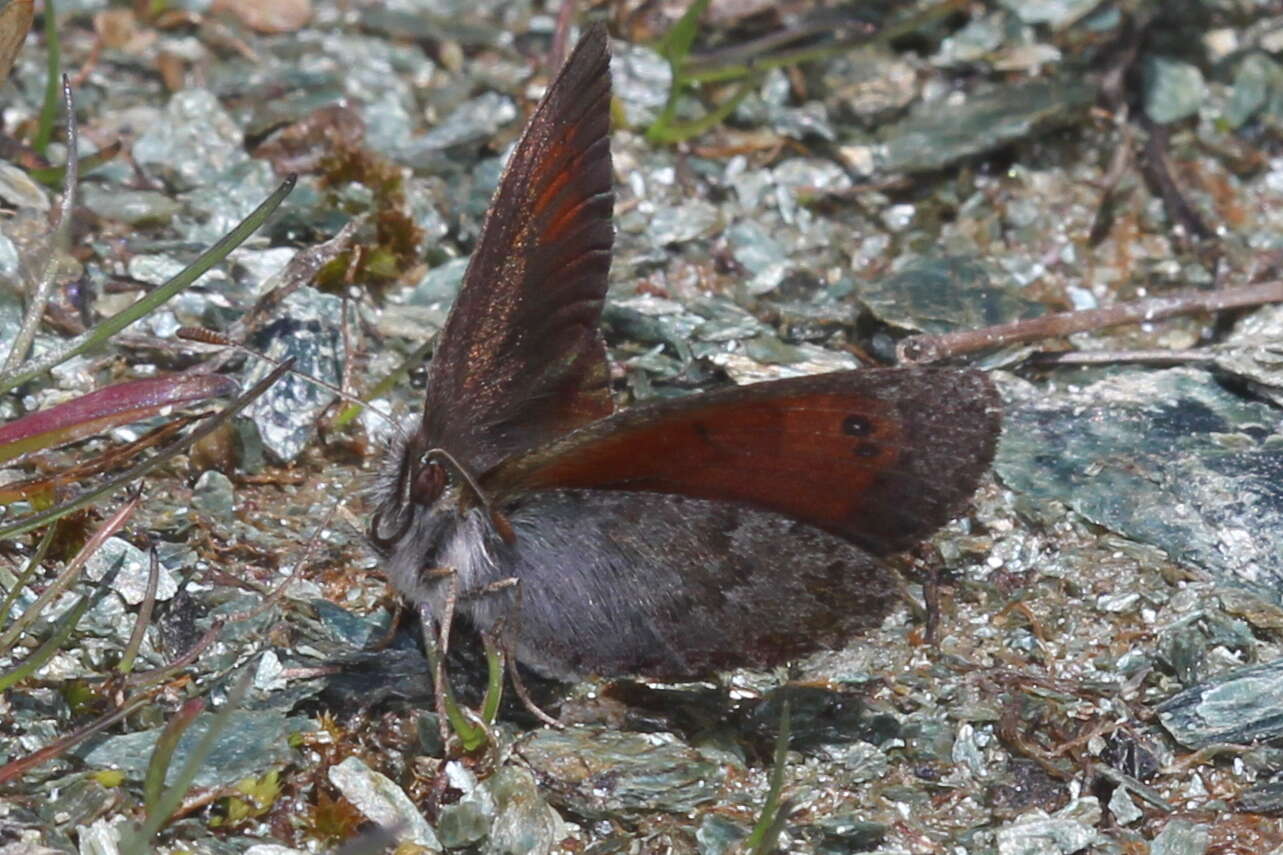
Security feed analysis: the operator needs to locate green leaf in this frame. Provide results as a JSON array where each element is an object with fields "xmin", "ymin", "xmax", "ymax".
[
  {"xmin": 0, "ymin": 373, "xmax": 238, "ymax": 466},
  {"xmin": 0, "ymin": 360, "xmax": 291, "ymax": 541},
  {"xmin": 655, "ymin": 0, "xmax": 710, "ymax": 67}
]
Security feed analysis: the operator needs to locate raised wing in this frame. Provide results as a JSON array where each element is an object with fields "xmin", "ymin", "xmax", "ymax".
[
  {"xmin": 418, "ymin": 23, "xmax": 615, "ymax": 474},
  {"xmin": 484, "ymin": 368, "xmax": 1001, "ymax": 556}
]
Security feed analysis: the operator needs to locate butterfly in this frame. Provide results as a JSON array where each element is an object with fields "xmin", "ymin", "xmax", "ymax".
[{"xmin": 369, "ymin": 22, "xmax": 1001, "ymax": 682}]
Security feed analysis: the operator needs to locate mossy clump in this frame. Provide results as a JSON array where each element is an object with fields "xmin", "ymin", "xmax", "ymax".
[{"xmin": 314, "ymin": 144, "xmax": 425, "ymax": 296}]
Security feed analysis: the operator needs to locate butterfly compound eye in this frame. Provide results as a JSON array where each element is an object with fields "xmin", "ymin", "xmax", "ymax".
[{"xmin": 411, "ymin": 461, "xmax": 447, "ymax": 507}]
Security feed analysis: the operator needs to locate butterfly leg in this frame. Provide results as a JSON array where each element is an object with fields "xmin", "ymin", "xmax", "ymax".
[
  {"xmin": 417, "ymin": 603, "xmax": 453, "ymax": 748},
  {"xmin": 417, "ymin": 567, "xmax": 468, "ymax": 749},
  {"xmin": 457, "ymin": 577, "xmax": 565, "ymax": 729},
  {"xmin": 503, "ymin": 642, "xmax": 563, "ymax": 730},
  {"xmin": 367, "ymin": 596, "xmax": 404, "ymax": 652},
  {"xmin": 459, "ymin": 576, "xmax": 519, "ymax": 599},
  {"xmin": 421, "ymin": 565, "xmax": 459, "ymax": 658}
]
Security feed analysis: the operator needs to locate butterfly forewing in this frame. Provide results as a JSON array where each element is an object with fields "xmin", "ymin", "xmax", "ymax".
[
  {"xmin": 484, "ymin": 368, "xmax": 1001, "ymax": 555},
  {"xmin": 419, "ymin": 23, "xmax": 615, "ymax": 474}
]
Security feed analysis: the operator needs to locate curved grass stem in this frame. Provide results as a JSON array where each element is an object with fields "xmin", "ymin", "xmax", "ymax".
[{"xmin": 4, "ymin": 74, "xmax": 76, "ymax": 373}]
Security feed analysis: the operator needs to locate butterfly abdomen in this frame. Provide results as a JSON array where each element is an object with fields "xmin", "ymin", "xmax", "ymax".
[{"xmin": 453, "ymin": 489, "xmax": 896, "ymax": 681}]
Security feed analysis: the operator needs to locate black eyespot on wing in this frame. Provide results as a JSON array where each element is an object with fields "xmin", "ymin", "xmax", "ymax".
[{"xmin": 842, "ymin": 414, "xmax": 873, "ymax": 437}]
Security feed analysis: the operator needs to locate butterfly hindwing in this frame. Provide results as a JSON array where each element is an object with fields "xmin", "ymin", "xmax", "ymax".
[{"xmin": 484, "ymin": 368, "xmax": 1001, "ymax": 555}]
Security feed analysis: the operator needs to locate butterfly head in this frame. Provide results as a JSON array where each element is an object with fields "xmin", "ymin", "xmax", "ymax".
[
  {"xmin": 370, "ymin": 424, "xmax": 513, "ymax": 554},
  {"xmin": 369, "ymin": 428, "xmax": 452, "ymax": 551}
]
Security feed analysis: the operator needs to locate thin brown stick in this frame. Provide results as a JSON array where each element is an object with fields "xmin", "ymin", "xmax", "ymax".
[
  {"xmin": 548, "ymin": 0, "xmax": 577, "ymax": 74},
  {"xmin": 0, "ymin": 488, "xmax": 141, "ymax": 651},
  {"xmin": 174, "ymin": 326, "xmax": 402, "ymax": 437},
  {"xmin": 217, "ymin": 495, "xmax": 344, "ymax": 627},
  {"xmin": 181, "ymin": 219, "xmax": 359, "ymax": 380},
  {"xmin": 1087, "ymin": 118, "xmax": 1134, "ymax": 247},
  {"xmin": 1090, "ymin": 762, "xmax": 1174, "ymax": 812},
  {"xmin": 922, "ymin": 560, "xmax": 941, "ymax": 646},
  {"xmin": 501, "ymin": 645, "xmax": 561, "ymax": 729},
  {"xmin": 167, "ymin": 783, "xmax": 251, "ymax": 821},
  {"xmin": 1027, "ymin": 349, "xmax": 1217, "ymax": 368},
  {"xmin": 278, "ymin": 665, "xmax": 341, "ymax": 680},
  {"xmin": 0, "ymin": 359, "xmax": 294, "ymax": 542},
  {"xmin": 339, "ymin": 296, "xmax": 354, "ymax": 404},
  {"xmin": 118, "ymin": 546, "xmax": 160, "ymax": 674},
  {"xmin": 233, "ymin": 219, "xmax": 359, "ymax": 339},
  {"xmin": 897, "ymin": 280, "xmax": 1283, "ymax": 364},
  {"xmin": 1138, "ymin": 118, "xmax": 1214, "ymax": 246},
  {"xmin": 0, "ymin": 416, "xmax": 196, "ymax": 504}
]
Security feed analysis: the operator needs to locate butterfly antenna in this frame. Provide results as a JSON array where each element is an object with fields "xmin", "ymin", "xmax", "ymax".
[
  {"xmin": 424, "ymin": 447, "xmax": 491, "ymax": 509},
  {"xmin": 424, "ymin": 447, "xmax": 517, "ymax": 544},
  {"xmin": 176, "ymin": 326, "xmax": 408, "ymax": 441}
]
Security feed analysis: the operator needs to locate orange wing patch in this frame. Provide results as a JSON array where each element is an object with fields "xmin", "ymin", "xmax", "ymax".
[{"xmin": 500, "ymin": 393, "xmax": 906, "ymax": 539}]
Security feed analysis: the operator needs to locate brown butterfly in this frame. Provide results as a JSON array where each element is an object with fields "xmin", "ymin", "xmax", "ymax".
[{"xmin": 370, "ymin": 23, "xmax": 1001, "ymax": 682}]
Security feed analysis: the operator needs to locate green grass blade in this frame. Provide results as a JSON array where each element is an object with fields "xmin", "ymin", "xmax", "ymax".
[
  {"xmin": 0, "ymin": 551, "xmax": 123, "ymax": 693},
  {"xmin": 745, "ymin": 699, "xmax": 791, "ymax": 854},
  {"xmin": 4, "ymin": 73, "xmax": 76, "ymax": 373},
  {"xmin": 646, "ymin": 0, "xmax": 711, "ymax": 143},
  {"xmin": 124, "ymin": 665, "xmax": 255, "ymax": 847},
  {"xmin": 647, "ymin": 74, "xmax": 760, "ymax": 144},
  {"xmin": 143, "ymin": 699, "xmax": 203, "ymax": 812},
  {"xmin": 420, "ymin": 612, "xmax": 488, "ymax": 752},
  {"xmin": 0, "ymin": 175, "xmax": 296, "ymax": 396},
  {"xmin": 0, "ymin": 522, "xmax": 54, "ymax": 634},
  {"xmin": 0, "ymin": 686, "xmax": 159, "ymax": 785},
  {"xmin": 329, "ymin": 335, "xmax": 434, "ymax": 430},
  {"xmin": 29, "ymin": 0, "xmax": 58, "ymax": 155},
  {"xmin": 0, "ymin": 489, "xmax": 139, "ymax": 651},
  {"xmin": 655, "ymin": 0, "xmax": 709, "ymax": 65},
  {"xmin": 480, "ymin": 640, "xmax": 504, "ymax": 726},
  {"xmin": 27, "ymin": 140, "xmax": 122, "ymax": 186},
  {"xmin": 117, "ymin": 546, "xmax": 159, "ymax": 674},
  {"xmin": 0, "ymin": 589, "xmax": 92, "ymax": 691}
]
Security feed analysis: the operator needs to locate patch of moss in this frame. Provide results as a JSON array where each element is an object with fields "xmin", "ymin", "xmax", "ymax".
[{"xmin": 315, "ymin": 145, "xmax": 425, "ymax": 296}]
